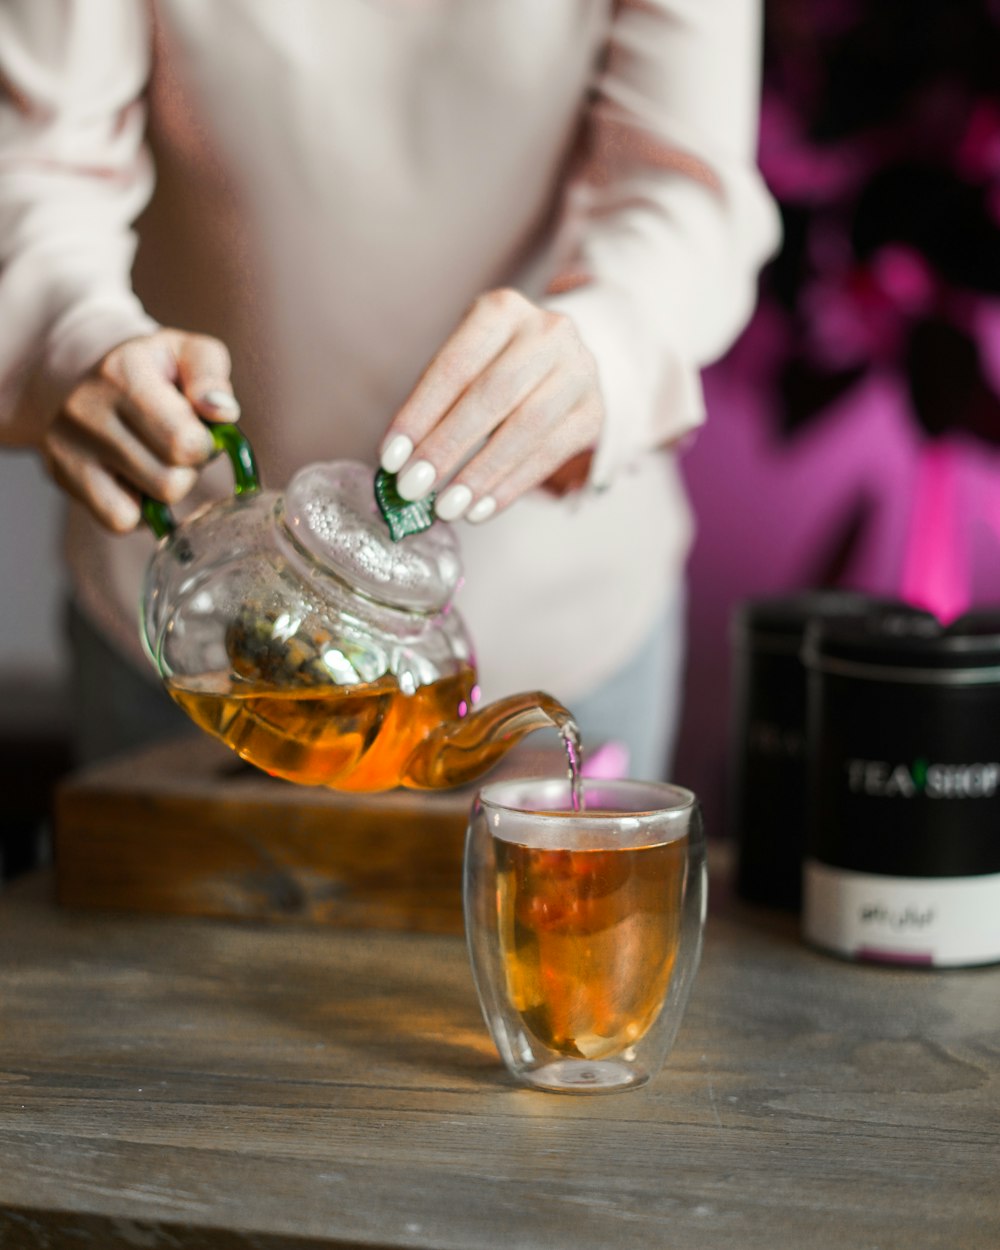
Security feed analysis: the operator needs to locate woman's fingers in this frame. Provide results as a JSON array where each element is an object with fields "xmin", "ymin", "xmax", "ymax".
[
  {"xmin": 82, "ymin": 373, "xmax": 208, "ymax": 472},
  {"xmin": 396, "ymin": 341, "xmax": 559, "ymax": 500},
  {"xmin": 52, "ymin": 397, "xmax": 199, "ymax": 499},
  {"xmin": 101, "ymin": 332, "xmax": 236, "ymax": 463},
  {"xmin": 379, "ymin": 288, "xmax": 604, "ymax": 522},
  {"xmin": 44, "ymin": 426, "xmax": 145, "ymax": 534},
  {"xmin": 171, "ymin": 331, "xmax": 241, "ymax": 423},
  {"xmin": 441, "ymin": 377, "xmax": 602, "ymax": 522},
  {"xmin": 42, "ymin": 328, "xmax": 238, "ymax": 534},
  {"xmin": 382, "ymin": 290, "xmax": 521, "ymax": 477}
]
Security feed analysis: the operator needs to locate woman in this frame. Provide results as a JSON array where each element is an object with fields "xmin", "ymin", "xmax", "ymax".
[{"xmin": 0, "ymin": 0, "xmax": 779, "ymax": 778}]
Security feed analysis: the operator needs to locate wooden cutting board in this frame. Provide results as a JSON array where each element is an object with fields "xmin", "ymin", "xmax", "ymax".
[{"xmin": 54, "ymin": 735, "xmax": 573, "ymax": 934}]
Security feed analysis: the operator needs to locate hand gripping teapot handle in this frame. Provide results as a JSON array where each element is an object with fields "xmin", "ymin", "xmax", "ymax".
[{"xmin": 140, "ymin": 422, "xmax": 261, "ymax": 539}]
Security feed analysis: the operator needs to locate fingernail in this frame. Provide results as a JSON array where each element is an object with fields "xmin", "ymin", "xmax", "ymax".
[
  {"xmin": 200, "ymin": 389, "xmax": 241, "ymax": 417},
  {"xmin": 395, "ymin": 459, "xmax": 436, "ymax": 501},
  {"xmin": 434, "ymin": 483, "xmax": 473, "ymax": 521},
  {"xmin": 466, "ymin": 495, "xmax": 497, "ymax": 524},
  {"xmin": 380, "ymin": 434, "xmax": 413, "ymax": 474}
]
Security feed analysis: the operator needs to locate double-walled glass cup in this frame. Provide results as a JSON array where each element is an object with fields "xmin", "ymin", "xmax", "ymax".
[{"xmin": 464, "ymin": 778, "xmax": 706, "ymax": 1093}]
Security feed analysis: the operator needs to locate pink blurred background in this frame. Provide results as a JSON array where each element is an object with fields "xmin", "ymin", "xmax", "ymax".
[{"xmin": 672, "ymin": 0, "xmax": 1000, "ymax": 835}]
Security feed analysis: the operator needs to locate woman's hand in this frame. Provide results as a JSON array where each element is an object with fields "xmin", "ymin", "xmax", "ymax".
[
  {"xmin": 378, "ymin": 288, "xmax": 604, "ymax": 522},
  {"xmin": 42, "ymin": 329, "xmax": 240, "ymax": 533}
]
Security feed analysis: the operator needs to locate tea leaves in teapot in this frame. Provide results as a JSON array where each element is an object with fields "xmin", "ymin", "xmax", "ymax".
[{"xmin": 226, "ymin": 608, "xmax": 345, "ymax": 686}]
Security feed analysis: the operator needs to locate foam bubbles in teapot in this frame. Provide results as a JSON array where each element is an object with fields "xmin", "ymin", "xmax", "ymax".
[{"xmin": 283, "ymin": 461, "xmax": 462, "ymax": 613}]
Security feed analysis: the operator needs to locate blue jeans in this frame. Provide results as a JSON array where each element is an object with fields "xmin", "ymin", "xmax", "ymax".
[{"xmin": 67, "ymin": 592, "xmax": 685, "ymax": 781}]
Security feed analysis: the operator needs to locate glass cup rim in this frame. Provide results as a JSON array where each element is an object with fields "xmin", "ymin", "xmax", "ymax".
[{"xmin": 477, "ymin": 776, "xmax": 697, "ymax": 825}]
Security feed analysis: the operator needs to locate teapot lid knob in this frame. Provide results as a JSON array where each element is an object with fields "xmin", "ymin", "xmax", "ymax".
[
  {"xmin": 373, "ymin": 469, "xmax": 437, "ymax": 542},
  {"xmin": 282, "ymin": 460, "xmax": 462, "ymax": 612}
]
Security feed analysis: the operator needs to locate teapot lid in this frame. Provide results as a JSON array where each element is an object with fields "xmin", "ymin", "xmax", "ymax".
[{"xmin": 281, "ymin": 460, "xmax": 462, "ymax": 612}]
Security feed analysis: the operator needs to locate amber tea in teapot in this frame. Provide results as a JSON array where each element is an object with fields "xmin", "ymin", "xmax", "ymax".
[{"xmin": 140, "ymin": 431, "xmax": 581, "ymax": 794}]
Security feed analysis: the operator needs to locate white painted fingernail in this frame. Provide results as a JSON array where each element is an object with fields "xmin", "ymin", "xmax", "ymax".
[
  {"xmin": 395, "ymin": 459, "xmax": 436, "ymax": 501},
  {"xmin": 200, "ymin": 389, "xmax": 241, "ymax": 417},
  {"xmin": 434, "ymin": 484, "xmax": 473, "ymax": 521},
  {"xmin": 466, "ymin": 495, "xmax": 497, "ymax": 524},
  {"xmin": 380, "ymin": 434, "xmax": 413, "ymax": 474}
]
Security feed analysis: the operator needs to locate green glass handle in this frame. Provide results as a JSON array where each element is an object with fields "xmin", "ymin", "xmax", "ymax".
[{"xmin": 141, "ymin": 422, "xmax": 260, "ymax": 539}]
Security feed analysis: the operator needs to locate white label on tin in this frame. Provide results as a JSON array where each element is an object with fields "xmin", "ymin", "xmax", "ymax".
[{"xmin": 803, "ymin": 860, "xmax": 1000, "ymax": 966}]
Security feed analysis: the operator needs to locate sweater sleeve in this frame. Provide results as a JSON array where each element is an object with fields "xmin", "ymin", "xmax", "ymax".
[
  {"xmin": 541, "ymin": 0, "xmax": 781, "ymax": 488},
  {"xmin": 0, "ymin": 0, "xmax": 158, "ymax": 447}
]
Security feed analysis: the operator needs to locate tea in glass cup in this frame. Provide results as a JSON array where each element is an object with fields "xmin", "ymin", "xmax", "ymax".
[{"xmin": 464, "ymin": 778, "xmax": 706, "ymax": 1093}]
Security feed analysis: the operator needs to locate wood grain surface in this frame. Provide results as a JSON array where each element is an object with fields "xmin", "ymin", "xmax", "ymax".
[
  {"xmin": 1, "ymin": 869, "xmax": 998, "ymax": 1250},
  {"xmin": 54, "ymin": 736, "xmax": 575, "ymax": 934}
]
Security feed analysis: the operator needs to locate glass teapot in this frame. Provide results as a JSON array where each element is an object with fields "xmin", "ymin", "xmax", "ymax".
[{"xmin": 140, "ymin": 424, "xmax": 576, "ymax": 791}]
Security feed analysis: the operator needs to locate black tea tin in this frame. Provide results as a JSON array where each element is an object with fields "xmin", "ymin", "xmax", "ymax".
[
  {"xmin": 802, "ymin": 610, "xmax": 1000, "ymax": 966},
  {"xmin": 730, "ymin": 591, "xmax": 905, "ymax": 910}
]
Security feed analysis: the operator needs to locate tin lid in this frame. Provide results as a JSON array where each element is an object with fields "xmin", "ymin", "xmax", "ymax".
[
  {"xmin": 803, "ymin": 608, "xmax": 1000, "ymax": 682},
  {"xmin": 732, "ymin": 591, "xmax": 913, "ymax": 653}
]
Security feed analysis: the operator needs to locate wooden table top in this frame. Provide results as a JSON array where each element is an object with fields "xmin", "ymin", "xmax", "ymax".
[{"xmin": 1, "ymin": 866, "xmax": 998, "ymax": 1250}]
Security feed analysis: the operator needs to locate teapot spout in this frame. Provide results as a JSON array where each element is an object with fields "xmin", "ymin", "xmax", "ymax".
[{"xmin": 401, "ymin": 690, "xmax": 581, "ymax": 790}]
